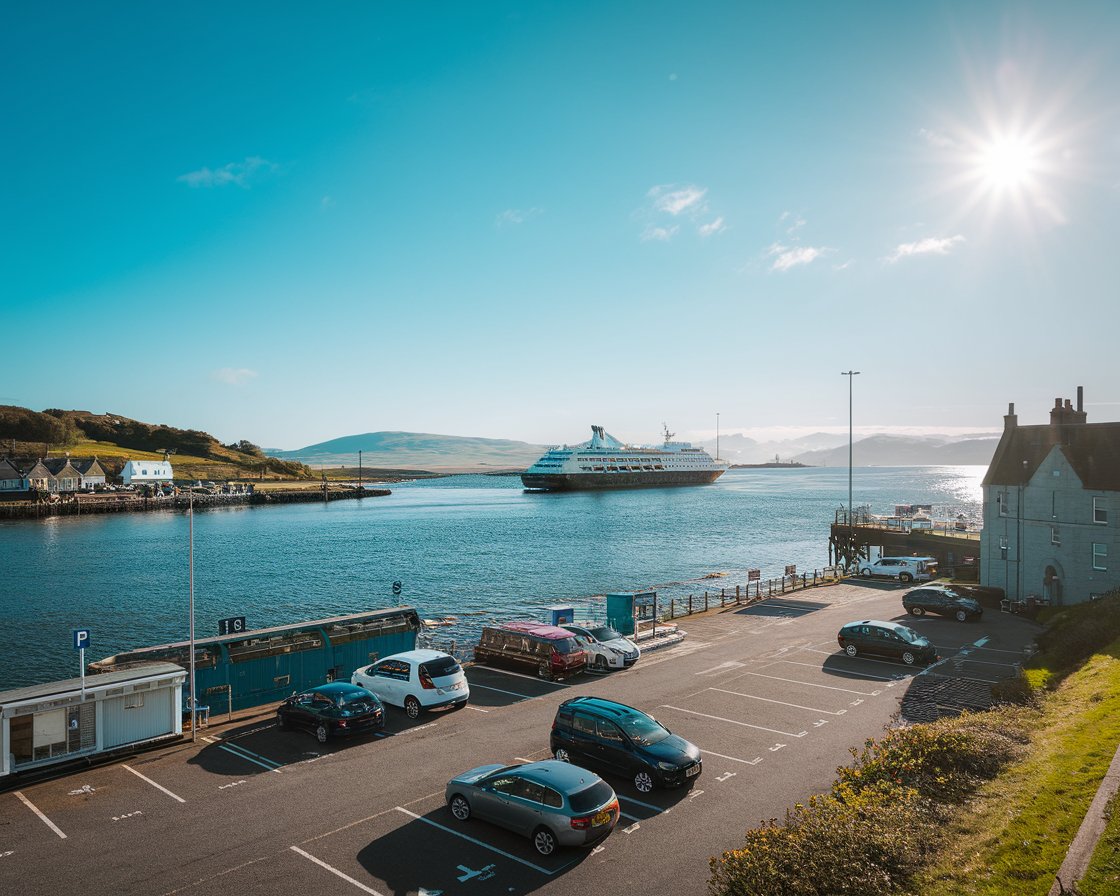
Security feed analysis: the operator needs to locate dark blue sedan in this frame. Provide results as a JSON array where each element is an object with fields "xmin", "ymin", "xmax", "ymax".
[{"xmin": 276, "ymin": 682, "xmax": 384, "ymax": 743}]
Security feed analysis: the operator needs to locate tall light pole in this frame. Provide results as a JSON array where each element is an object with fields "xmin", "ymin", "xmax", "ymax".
[
  {"xmin": 841, "ymin": 371, "xmax": 860, "ymax": 528},
  {"xmin": 358, "ymin": 449, "xmax": 362, "ymax": 492},
  {"xmin": 188, "ymin": 488, "xmax": 196, "ymax": 742},
  {"xmin": 716, "ymin": 412, "xmax": 720, "ymax": 461}
]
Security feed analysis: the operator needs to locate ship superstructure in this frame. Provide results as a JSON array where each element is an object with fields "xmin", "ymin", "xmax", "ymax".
[{"xmin": 521, "ymin": 425, "xmax": 727, "ymax": 491}]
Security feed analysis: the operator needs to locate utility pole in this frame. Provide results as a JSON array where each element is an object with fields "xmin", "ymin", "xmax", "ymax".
[{"xmin": 841, "ymin": 370, "xmax": 861, "ymax": 571}]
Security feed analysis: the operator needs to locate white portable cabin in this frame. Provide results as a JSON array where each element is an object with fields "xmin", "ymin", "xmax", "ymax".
[
  {"xmin": 0, "ymin": 662, "xmax": 186, "ymax": 779},
  {"xmin": 120, "ymin": 459, "xmax": 175, "ymax": 484}
]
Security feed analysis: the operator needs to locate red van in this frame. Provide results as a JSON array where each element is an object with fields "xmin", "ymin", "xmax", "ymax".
[{"xmin": 473, "ymin": 621, "xmax": 588, "ymax": 680}]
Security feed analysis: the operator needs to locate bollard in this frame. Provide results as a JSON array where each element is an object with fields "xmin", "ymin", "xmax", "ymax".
[
  {"xmin": 670, "ymin": 598, "xmax": 675, "ymax": 619},
  {"xmin": 704, "ymin": 591, "xmax": 708, "ymax": 612},
  {"xmin": 688, "ymin": 594, "xmax": 693, "ymax": 615}
]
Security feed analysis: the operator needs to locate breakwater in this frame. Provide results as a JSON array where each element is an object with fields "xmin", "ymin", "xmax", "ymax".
[{"xmin": 0, "ymin": 486, "xmax": 391, "ymax": 520}]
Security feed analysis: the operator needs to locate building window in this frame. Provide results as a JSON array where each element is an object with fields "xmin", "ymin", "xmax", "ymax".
[
  {"xmin": 998, "ymin": 492, "xmax": 1008, "ymax": 516},
  {"xmin": 1094, "ymin": 498, "xmax": 1108, "ymax": 525},
  {"xmin": 999, "ymin": 535, "xmax": 1008, "ymax": 560},
  {"xmin": 1093, "ymin": 543, "xmax": 1108, "ymax": 571},
  {"xmin": 125, "ymin": 693, "xmax": 145, "ymax": 709},
  {"xmin": 1051, "ymin": 527, "xmax": 1061, "ymax": 546}
]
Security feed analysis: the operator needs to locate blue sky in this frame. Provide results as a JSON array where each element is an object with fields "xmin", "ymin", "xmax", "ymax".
[{"xmin": 3, "ymin": 2, "xmax": 1118, "ymax": 449}]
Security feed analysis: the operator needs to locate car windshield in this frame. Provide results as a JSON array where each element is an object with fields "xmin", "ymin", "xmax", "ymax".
[
  {"xmin": 569, "ymin": 780, "xmax": 615, "ymax": 813},
  {"xmin": 552, "ymin": 637, "xmax": 580, "ymax": 654},
  {"xmin": 895, "ymin": 626, "xmax": 923, "ymax": 644},
  {"xmin": 588, "ymin": 626, "xmax": 621, "ymax": 641},
  {"xmin": 618, "ymin": 712, "xmax": 671, "ymax": 746},
  {"xmin": 338, "ymin": 692, "xmax": 374, "ymax": 709},
  {"xmin": 421, "ymin": 657, "xmax": 461, "ymax": 677}
]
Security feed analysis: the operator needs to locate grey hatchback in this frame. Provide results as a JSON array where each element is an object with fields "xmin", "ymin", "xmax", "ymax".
[
  {"xmin": 836, "ymin": 619, "xmax": 939, "ymax": 666},
  {"xmin": 445, "ymin": 760, "xmax": 619, "ymax": 856},
  {"xmin": 903, "ymin": 585, "xmax": 983, "ymax": 622}
]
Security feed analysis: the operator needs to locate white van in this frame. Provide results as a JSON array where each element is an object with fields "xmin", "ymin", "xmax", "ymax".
[{"xmin": 858, "ymin": 556, "xmax": 936, "ymax": 583}]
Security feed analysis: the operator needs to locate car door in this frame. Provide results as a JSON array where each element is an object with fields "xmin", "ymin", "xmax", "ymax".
[
  {"xmin": 566, "ymin": 710, "xmax": 602, "ymax": 768},
  {"xmin": 480, "ymin": 775, "xmax": 526, "ymax": 832},
  {"xmin": 287, "ymin": 692, "xmax": 315, "ymax": 729},
  {"xmin": 593, "ymin": 717, "xmax": 633, "ymax": 776},
  {"xmin": 367, "ymin": 660, "xmax": 401, "ymax": 706}
]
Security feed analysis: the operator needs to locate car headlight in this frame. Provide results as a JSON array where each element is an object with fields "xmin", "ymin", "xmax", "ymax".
[
  {"xmin": 608, "ymin": 647, "xmax": 625, "ymax": 655},
  {"xmin": 656, "ymin": 761, "xmax": 678, "ymax": 772}
]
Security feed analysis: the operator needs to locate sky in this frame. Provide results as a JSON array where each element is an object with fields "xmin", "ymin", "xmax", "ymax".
[{"xmin": 3, "ymin": 2, "xmax": 1119, "ymax": 450}]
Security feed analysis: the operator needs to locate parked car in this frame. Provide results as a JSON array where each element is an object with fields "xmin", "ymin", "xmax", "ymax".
[
  {"xmin": 351, "ymin": 649, "xmax": 469, "ymax": 718},
  {"xmin": 560, "ymin": 623, "xmax": 640, "ymax": 671},
  {"xmin": 445, "ymin": 760, "xmax": 619, "ymax": 856},
  {"xmin": 276, "ymin": 682, "xmax": 385, "ymax": 743},
  {"xmin": 472, "ymin": 621, "xmax": 588, "ymax": 680},
  {"xmin": 550, "ymin": 696, "xmax": 701, "ymax": 793},
  {"xmin": 902, "ymin": 585, "xmax": 984, "ymax": 621},
  {"xmin": 858, "ymin": 556, "xmax": 936, "ymax": 583},
  {"xmin": 836, "ymin": 620, "xmax": 939, "ymax": 666}
]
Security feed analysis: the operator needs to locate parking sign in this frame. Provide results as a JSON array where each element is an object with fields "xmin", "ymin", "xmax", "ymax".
[{"xmin": 73, "ymin": 629, "xmax": 91, "ymax": 651}]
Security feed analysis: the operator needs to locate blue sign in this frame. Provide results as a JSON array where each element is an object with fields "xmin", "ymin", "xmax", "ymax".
[{"xmin": 73, "ymin": 629, "xmax": 91, "ymax": 651}]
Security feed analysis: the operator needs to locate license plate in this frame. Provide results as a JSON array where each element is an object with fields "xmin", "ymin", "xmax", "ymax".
[
  {"xmin": 685, "ymin": 764, "xmax": 701, "ymax": 778},
  {"xmin": 592, "ymin": 809, "xmax": 611, "ymax": 827}
]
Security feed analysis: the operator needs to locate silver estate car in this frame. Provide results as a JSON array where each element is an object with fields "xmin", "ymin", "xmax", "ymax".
[{"xmin": 445, "ymin": 760, "xmax": 620, "ymax": 856}]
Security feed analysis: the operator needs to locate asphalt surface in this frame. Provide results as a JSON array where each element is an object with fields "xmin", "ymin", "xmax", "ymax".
[{"xmin": 0, "ymin": 581, "xmax": 1041, "ymax": 896}]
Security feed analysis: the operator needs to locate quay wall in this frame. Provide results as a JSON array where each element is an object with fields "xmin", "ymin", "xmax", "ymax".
[{"xmin": 0, "ymin": 487, "xmax": 391, "ymax": 520}]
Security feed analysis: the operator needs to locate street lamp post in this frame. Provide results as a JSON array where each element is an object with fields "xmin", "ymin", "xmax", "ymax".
[
  {"xmin": 841, "ymin": 370, "xmax": 860, "ymax": 529},
  {"xmin": 188, "ymin": 488, "xmax": 196, "ymax": 742},
  {"xmin": 716, "ymin": 412, "xmax": 720, "ymax": 461},
  {"xmin": 358, "ymin": 450, "xmax": 362, "ymax": 492}
]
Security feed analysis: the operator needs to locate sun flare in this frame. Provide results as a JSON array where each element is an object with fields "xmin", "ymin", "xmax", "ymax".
[{"xmin": 978, "ymin": 136, "xmax": 1037, "ymax": 189}]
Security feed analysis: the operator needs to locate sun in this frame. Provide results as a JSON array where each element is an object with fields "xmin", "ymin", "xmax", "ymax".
[{"xmin": 978, "ymin": 136, "xmax": 1038, "ymax": 190}]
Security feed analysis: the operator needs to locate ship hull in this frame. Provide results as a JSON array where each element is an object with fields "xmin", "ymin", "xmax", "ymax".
[{"xmin": 521, "ymin": 469, "xmax": 725, "ymax": 491}]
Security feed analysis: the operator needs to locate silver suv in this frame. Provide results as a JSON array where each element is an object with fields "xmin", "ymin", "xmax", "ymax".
[{"xmin": 858, "ymin": 556, "xmax": 935, "ymax": 584}]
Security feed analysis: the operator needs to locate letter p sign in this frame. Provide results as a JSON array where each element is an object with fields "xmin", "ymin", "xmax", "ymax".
[{"xmin": 73, "ymin": 629, "xmax": 92, "ymax": 651}]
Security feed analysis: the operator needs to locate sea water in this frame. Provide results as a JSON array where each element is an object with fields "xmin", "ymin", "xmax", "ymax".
[{"xmin": 0, "ymin": 466, "xmax": 984, "ymax": 688}]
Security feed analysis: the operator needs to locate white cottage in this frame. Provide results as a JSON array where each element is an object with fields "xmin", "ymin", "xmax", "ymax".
[{"xmin": 120, "ymin": 459, "xmax": 175, "ymax": 484}]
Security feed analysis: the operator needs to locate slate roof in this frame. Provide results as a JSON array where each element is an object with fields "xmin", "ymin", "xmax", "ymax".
[
  {"xmin": 0, "ymin": 457, "xmax": 24, "ymax": 480},
  {"xmin": 983, "ymin": 421, "xmax": 1120, "ymax": 492},
  {"xmin": 72, "ymin": 457, "xmax": 107, "ymax": 476},
  {"xmin": 43, "ymin": 457, "xmax": 80, "ymax": 477}
]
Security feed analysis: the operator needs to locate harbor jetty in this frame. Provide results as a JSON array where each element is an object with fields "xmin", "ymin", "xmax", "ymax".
[{"xmin": 0, "ymin": 484, "xmax": 391, "ymax": 520}]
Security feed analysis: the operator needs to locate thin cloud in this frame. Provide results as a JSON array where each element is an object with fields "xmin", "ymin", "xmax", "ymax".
[
  {"xmin": 698, "ymin": 217, "xmax": 726, "ymax": 237},
  {"xmin": 641, "ymin": 225, "xmax": 679, "ymax": 242},
  {"xmin": 178, "ymin": 156, "xmax": 279, "ymax": 188},
  {"xmin": 768, "ymin": 243, "xmax": 827, "ymax": 272},
  {"xmin": 648, "ymin": 184, "xmax": 707, "ymax": 216},
  {"xmin": 919, "ymin": 127, "xmax": 958, "ymax": 149},
  {"xmin": 780, "ymin": 211, "xmax": 806, "ymax": 234},
  {"xmin": 496, "ymin": 207, "xmax": 543, "ymax": 227},
  {"xmin": 885, "ymin": 235, "xmax": 965, "ymax": 263},
  {"xmin": 212, "ymin": 368, "xmax": 258, "ymax": 386}
]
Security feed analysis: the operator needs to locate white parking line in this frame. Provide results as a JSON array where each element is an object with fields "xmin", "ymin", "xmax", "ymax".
[
  {"xmin": 469, "ymin": 666, "xmax": 569, "ymax": 687},
  {"xmin": 661, "ymin": 705, "xmax": 806, "ymax": 738},
  {"xmin": 290, "ymin": 846, "xmax": 387, "ymax": 895},
  {"xmin": 700, "ymin": 748, "xmax": 762, "ymax": 766},
  {"xmin": 617, "ymin": 794, "xmax": 666, "ymax": 813},
  {"xmin": 14, "ymin": 791, "xmax": 66, "ymax": 839},
  {"xmin": 466, "ymin": 682, "xmax": 539, "ymax": 700},
  {"xmin": 736, "ymin": 670, "xmax": 880, "ymax": 696},
  {"xmin": 122, "ymin": 764, "xmax": 186, "ymax": 803},
  {"xmin": 394, "ymin": 807, "xmax": 559, "ymax": 875},
  {"xmin": 709, "ymin": 688, "xmax": 848, "ymax": 716},
  {"xmin": 219, "ymin": 743, "xmax": 282, "ymax": 773},
  {"xmin": 775, "ymin": 658, "xmax": 908, "ymax": 680}
]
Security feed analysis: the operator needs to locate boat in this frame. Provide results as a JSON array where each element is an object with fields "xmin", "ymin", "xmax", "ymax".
[{"xmin": 521, "ymin": 425, "xmax": 728, "ymax": 491}]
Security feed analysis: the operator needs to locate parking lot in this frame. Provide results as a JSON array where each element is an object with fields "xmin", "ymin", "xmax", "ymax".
[{"xmin": 1, "ymin": 581, "xmax": 1040, "ymax": 896}]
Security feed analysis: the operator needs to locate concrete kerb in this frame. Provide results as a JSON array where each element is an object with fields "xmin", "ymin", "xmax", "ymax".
[{"xmin": 1048, "ymin": 739, "xmax": 1120, "ymax": 895}]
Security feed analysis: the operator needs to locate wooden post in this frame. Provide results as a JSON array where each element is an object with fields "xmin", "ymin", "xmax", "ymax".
[
  {"xmin": 688, "ymin": 594, "xmax": 693, "ymax": 615},
  {"xmin": 704, "ymin": 592, "xmax": 708, "ymax": 612}
]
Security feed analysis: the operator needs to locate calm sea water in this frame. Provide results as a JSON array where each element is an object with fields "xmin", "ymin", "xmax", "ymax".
[{"xmin": 0, "ymin": 466, "xmax": 984, "ymax": 689}]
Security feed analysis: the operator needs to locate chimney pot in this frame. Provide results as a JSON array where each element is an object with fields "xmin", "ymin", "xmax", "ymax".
[{"xmin": 1077, "ymin": 386, "xmax": 1084, "ymax": 413}]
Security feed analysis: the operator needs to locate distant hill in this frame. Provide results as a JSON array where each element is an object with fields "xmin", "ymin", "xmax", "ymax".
[
  {"xmin": 268, "ymin": 431, "xmax": 546, "ymax": 470},
  {"xmin": 789, "ymin": 434, "xmax": 999, "ymax": 466}
]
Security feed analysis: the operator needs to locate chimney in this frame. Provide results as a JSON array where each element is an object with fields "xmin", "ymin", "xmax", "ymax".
[
  {"xmin": 1004, "ymin": 402, "xmax": 1017, "ymax": 431},
  {"xmin": 1077, "ymin": 385, "xmax": 1084, "ymax": 413}
]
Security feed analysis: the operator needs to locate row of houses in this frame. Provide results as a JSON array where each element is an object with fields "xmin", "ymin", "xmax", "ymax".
[{"xmin": 0, "ymin": 457, "xmax": 175, "ymax": 493}]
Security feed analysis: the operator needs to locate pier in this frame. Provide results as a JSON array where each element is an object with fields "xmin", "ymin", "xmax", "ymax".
[{"xmin": 828, "ymin": 509, "xmax": 980, "ymax": 579}]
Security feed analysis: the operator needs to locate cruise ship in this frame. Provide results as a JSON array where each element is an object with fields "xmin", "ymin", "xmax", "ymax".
[{"xmin": 521, "ymin": 425, "xmax": 728, "ymax": 491}]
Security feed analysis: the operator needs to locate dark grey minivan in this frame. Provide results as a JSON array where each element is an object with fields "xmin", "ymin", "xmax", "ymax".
[{"xmin": 836, "ymin": 620, "xmax": 939, "ymax": 666}]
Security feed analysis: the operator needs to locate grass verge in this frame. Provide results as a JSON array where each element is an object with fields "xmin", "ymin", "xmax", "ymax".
[{"xmin": 1079, "ymin": 792, "xmax": 1120, "ymax": 894}]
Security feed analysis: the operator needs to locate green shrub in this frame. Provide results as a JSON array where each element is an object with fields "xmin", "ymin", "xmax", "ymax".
[
  {"xmin": 837, "ymin": 712, "xmax": 1030, "ymax": 804},
  {"xmin": 708, "ymin": 782, "xmax": 934, "ymax": 896}
]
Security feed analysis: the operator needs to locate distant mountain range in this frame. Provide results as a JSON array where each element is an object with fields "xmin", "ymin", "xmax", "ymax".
[{"xmin": 269, "ymin": 429, "xmax": 1001, "ymax": 470}]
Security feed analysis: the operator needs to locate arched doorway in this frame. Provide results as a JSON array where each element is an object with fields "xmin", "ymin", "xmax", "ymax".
[{"xmin": 1044, "ymin": 564, "xmax": 1063, "ymax": 605}]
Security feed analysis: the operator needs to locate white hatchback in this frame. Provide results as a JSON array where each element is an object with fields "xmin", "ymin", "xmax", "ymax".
[
  {"xmin": 857, "ymin": 556, "xmax": 935, "ymax": 584},
  {"xmin": 351, "ymin": 649, "xmax": 469, "ymax": 718},
  {"xmin": 560, "ymin": 623, "xmax": 640, "ymax": 671}
]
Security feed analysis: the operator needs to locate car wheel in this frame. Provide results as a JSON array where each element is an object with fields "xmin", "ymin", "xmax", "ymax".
[
  {"xmin": 404, "ymin": 696, "xmax": 421, "ymax": 719},
  {"xmin": 860, "ymin": 568, "xmax": 872, "ymax": 578},
  {"xmin": 633, "ymin": 770, "xmax": 655, "ymax": 793},
  {"xmin": 900, "ymin": 573, "xmax": 913, "ymax": 583},
  {"xmin": 909, "ymin": 605, "xmax": 925, "ymax": 616},
  {"xmin": 276, "ymin": 711, "xmax": 287, "ymax": 729},
  {"xmin": 554, "ymin": 747, "xmax": 571, "ymax": 762},
  {"xmin": 537, "ymin": 661, "xmax": 553, "ymax": 681},
  {"xmin": 594, "ymin": 655, "xmax": 610, "ymax": 672},
  {"xmin": 902, "ymin": 651, "xmax": 916, "ymax": 666},
  {"xmin": 449, "ymin": 794, "xmax": 471, "ymax": 822},
  {"xmin": 844, "ymin": 644, "xmax": 858, "ymax": 657},
  {"xmin": 955, "ymin": 609, "xmax": 968, "ymax": 622},
  {"xmin": 315, "ymin": 724, "xmax": 329, "ymax": 744},
  {"xmin": 532, "ymin": 826, "xmax": 557, "ymax": 856}
]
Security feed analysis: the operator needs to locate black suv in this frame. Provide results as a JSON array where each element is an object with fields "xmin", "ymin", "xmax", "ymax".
[
  {"xmin": 550, "ymin": 696, "xmax": 701, "ymax": 793},
  {"xmin": 836, "ymin": 620, "xmax": 938, "ymax": 666},
  {"xmin": 902, "ymin": 585, "xmax": 983, "ymax": 622}
]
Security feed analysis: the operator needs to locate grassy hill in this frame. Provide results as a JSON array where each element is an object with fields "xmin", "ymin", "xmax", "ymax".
[
  {"xmin": 0, "ymin": 406, "xmax": 313, "ymax": 482},
  {"xmin": 268, "ymin": 430, "xmax": 545, "ymax": 470}
]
